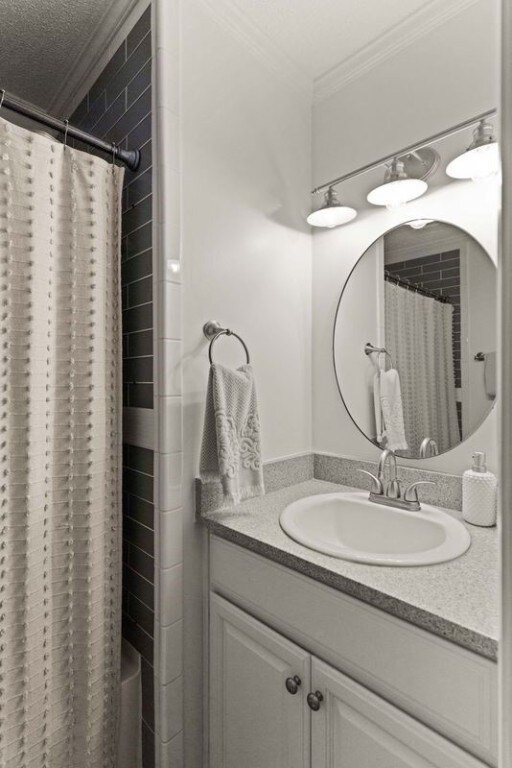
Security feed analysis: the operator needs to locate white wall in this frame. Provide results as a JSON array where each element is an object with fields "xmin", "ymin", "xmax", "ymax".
[
  {"xmin": 312, "ymin": 0, "xmax": 500, "ymax": 474},
  {"xmin": 463, "ymin": 243, "xmax": 497, "ymax": 434},
  {"xmin": 333, "ymin": 238, "xmax": 384, "ymax": 440},
  {"xmin": 313, "ymin": 0, "xmax": 499, "ymax": 187},
  {"xmin": 181, "ymin": 2, "xmax": 312, "ymax": 764},
  {"xmin": 313, "ymin": 180, "xmax": 499, "ymax": 474},
  {"xmin": 499, "ymin": 3, "xmax": 512, "ymax": 761},
  {"xmin": 182, "ymin": 5, "xmax": 312, "ymax": 462}
]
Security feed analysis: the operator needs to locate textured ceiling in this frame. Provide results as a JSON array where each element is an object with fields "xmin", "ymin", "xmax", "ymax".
[
  {"xmin": 0, "ymin": 0, "xmax": 119, "ymax": 110},
  {"xmin": 217, "ymin": 0, "xmax": 437, "ymax": 80}
]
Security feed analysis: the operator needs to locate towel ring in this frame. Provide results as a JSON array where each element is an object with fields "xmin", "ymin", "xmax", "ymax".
[
  {"xmin": 203, "ymin": 322, "xmax": 250, "ymax": 365},
  {"xmin": 364, "ymin": 342, "xmax": 394, "ymax": 369}
]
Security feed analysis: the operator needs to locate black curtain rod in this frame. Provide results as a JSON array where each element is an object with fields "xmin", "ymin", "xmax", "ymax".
[
  {"xmin": 384, "ymin": 270, "xmax": 452, "ymax": 304},
  {"xmin": 0, "ymin": 89, "xmax": 140, "ymax": 172}
]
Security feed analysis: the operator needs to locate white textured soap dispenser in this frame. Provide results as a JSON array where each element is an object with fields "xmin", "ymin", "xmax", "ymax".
[{"xmin": 462, "ymin": 452, "xmax": 497, "ymax": 527}]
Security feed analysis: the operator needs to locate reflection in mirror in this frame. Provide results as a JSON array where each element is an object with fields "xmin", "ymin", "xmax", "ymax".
[{"xmin": 334, "ymin": 220, "xmax": 496, "ymax": 460}]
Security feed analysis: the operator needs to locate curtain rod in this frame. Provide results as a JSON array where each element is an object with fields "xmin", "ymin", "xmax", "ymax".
[
  {"xmin": 312, "ymin": 107, "xmax": 497, "ymax": 194},
  {"xmin": 384, "ymin": 270, "xmax": 451, "ymax": 304},
  {"xmin": 0, "ymin": 89, "xmax": 141, "ymax": 172}
]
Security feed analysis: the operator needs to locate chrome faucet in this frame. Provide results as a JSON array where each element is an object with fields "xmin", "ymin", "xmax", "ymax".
[
  {"xmin": 419, "ymin": 437, "xmax": 439, "ymax": 458},
  {"xmin": 377, "ymin": 449, "xmax": 400, "ymax": 498},
  {"xmin": 360, "ymin": 449, "xmax": 435, "ymax": 512}
]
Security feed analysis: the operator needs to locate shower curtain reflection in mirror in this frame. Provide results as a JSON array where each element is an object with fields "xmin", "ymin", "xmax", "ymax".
[{"xmin": 384, "ymin": 280, "xmax": 460, "ymax": 458}]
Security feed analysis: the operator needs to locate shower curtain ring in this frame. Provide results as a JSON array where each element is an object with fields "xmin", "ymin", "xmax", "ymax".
[
  {"xmin": 0, "ymin": 91, "xmax": 5, "ymax": 111},
  {"xmin": 111, "ymin": 142, "xmax": 117, "ymax": 166},
  {"xmin": 63, "ymin": 119, "xmax": 69, "ymax": 149}
]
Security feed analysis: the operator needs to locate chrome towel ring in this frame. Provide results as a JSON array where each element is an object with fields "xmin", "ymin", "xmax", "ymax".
[
  {"xmin": 203, "ymin": 321, "xmax": 251, "ymax": 365},
  {"xmin": 364, "ymin": 342, "xmax": 394, "ymax": 369}
]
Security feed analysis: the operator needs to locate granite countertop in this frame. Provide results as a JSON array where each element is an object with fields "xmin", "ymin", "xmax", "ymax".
[{"xmin": 200, "ymin": 479, "xmax": 498, "ymax": 661}]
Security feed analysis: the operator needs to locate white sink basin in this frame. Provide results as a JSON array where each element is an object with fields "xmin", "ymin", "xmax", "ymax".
[{"xmin": 279, "ymin": 492, "xmax": 471, "ymax": 566}]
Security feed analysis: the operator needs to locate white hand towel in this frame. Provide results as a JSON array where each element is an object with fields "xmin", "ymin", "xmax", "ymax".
[
  {"xmin": 200, "ymin": 363, "xmax": 264, "ymax": 505},
  {"xmin": 484, "ymin": 351, "xmax": 497, "ymax": 398},
  {"xmin": 371, "ymin": 351, "xmax": 386, "ymax": 444},
  {"xmin": 379, "ymin": 368, "xmax": 408, "ymax": 452},
  {"xmin": 373, "ymin": 372, "xmax": 384, "ymax": 443}
]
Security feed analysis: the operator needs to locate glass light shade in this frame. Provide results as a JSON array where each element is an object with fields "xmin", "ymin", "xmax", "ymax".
[
  {"xmin": 307, "ymin": 205, "xmax": 357, "ymax": 228},
  {"xmin": 367, "ymin": 177, "xmax": 428, "ymax": 209},
  {"xmin": 307, "ymin": 187, "xmax": 357, "ymax": 228},
  {"xmin": 446, "ymin": 141, "xmax": 500, "ymax": 181}
]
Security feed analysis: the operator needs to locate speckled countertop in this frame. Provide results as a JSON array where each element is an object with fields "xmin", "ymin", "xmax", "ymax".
[{"xmin": 200, "ymin": 479, "xmax": 498, "ymax": 661}]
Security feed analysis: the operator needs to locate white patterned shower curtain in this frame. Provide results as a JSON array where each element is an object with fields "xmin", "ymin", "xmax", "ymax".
[
  {"xmin": 385, "ymin": 281, "xmax": 460, "ymax": 457},
  {"xmin": 0, "ymin": 116, "xmax": 124, "ymax": 767}
]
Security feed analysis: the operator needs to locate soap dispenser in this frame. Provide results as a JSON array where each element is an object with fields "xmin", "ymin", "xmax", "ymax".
[{"xmin": 462, "ymin": 452, "xmax": 497, "ymax": 527}]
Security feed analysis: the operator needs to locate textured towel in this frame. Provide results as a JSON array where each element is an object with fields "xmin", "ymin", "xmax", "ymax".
[
  {"xmin": 371, "ymin": 352, "xmax": 385, "ymax": 442},
  {"xmin": 484, "ymin": 351, "xmax": 497, "ymax": 398},
  {"xmin": 379, "ymin": 368, "xmax": 408, "ymax": 452},
  {"xmin": 373, "ymin": 372, "xmax": 383, "ymax": 442},
  {"xmin": 200, "ymin": 363, "xmax": 264, "ymax": 505}
]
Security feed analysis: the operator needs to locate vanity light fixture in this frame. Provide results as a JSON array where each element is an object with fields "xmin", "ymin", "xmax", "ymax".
[
  {"xmin": 306, "ymin": 187, "xmax": 357, "ymax": 228},
  {"xmin": 308, "ymin": 109, "xmax": 495, "ymax": 223},
  {"xmin": 446, "ymin": 120, "xmax": 500, "ymax": 180},
  {"xmin": 367, "ymin": 158, "xmax": 428, "ymax": 209}
]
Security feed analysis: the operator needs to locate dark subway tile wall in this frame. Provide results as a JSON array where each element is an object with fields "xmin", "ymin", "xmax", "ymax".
[
  {"xmin": 71, "ymin": 5, "xmax": 153, "ymax": 411},
  {"xmin": 387, "ymin": 250, "xmax": 462, "ymax": 436},
  {"xmin": 70, "ymin": 8, "xmax": 155, "ymax": 767},
  {"xmin": 122, "ymin": 443, "xmax": 155, "ymax": 761}
]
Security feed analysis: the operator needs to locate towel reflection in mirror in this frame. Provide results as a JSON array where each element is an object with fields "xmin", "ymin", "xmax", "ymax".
[{"xmin": 370, "ymin": 350, "xmax": 408, "ymax": 453}]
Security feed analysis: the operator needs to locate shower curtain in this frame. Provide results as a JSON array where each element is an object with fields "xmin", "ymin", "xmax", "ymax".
[
  {"xmin": 385, "ymin": 281, "xmax": 460, "ymax": 457},
  {"xmin": 0, "ymin": 116, "xmax": 124, "ymax": 767}
]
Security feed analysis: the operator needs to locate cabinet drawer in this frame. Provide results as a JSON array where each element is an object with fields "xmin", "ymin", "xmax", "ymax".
[{"xmin": 210, "ymin": 535, "xmax": 497, "ymax": 765}]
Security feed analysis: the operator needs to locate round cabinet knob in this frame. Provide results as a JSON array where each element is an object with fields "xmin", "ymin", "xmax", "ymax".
[
  {"xmin": 307, "ymin": 691, "xmax": 324, "ymax": 711},
  {"xmin": 285, "ymin": 675, "xmax": 302, "ymax": 695}
]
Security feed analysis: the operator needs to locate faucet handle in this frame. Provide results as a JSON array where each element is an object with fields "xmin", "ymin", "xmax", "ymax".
[
  {"xmin": 404, "ymin": 480, "xmax": 435, "ymax": 505},
  {"xmin": 358, "ymin": 469, "xmax": 383, "ymax": 496}
]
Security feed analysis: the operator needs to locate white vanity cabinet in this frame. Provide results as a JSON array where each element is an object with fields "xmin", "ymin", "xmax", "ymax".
[
  {"xmin": 210, "ymin": 594, "xmax": 310, "ymax": 768},
  {"xmin": 210, "ymin": 593, "xmax": 489, "ymax": 768},
  {"xmin": 209, "ymin": 536, "xmax": 497, "ymax": 768},
  {"xmin": 311, "ymin": 658, "xmax": 487, "ymax": 768}
]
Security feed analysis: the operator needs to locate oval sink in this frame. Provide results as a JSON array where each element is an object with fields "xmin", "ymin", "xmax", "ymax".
[{"xmin": 279, "ymin": 492, "xmax": 471, "ymax": 566}]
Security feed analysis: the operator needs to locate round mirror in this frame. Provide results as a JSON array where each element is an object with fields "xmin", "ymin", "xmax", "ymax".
[{"xmin": 333, "ymin": 220, "xmax": 497, "ymax": 459}]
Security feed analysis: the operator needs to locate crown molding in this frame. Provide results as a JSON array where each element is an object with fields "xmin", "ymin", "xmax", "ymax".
[
  {"xmin": 195, "ymin": 0, "xmax": 312, "ymax": 100},
  {"xmin": 49, "ymin": 0, "xmax": 150, "ymax": 118},
  {"xmin": 314, "ymin": 0, "xmax": 483, "ymax": 103}
]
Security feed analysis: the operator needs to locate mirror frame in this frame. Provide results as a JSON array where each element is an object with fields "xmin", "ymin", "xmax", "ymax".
[{"xmin": 332, "ymin": 217, "xmax": 497, "ymax": 461}]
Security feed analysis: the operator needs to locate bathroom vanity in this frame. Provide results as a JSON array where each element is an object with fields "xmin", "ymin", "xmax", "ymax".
[{"xmin": 202, "ymin": 478, "xmax": 498, "ymax": 768}]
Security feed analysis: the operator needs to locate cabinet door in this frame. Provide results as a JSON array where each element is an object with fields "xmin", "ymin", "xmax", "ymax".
[
  {"xmin": 311, "ymin": 658, "xmax": 489, "ymax": 768},
  {"xmin": 210, "ymin": 593, "xmax": 310, "ymax": 768}
]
